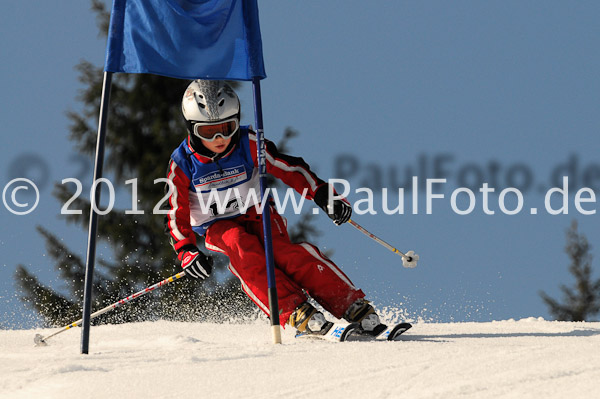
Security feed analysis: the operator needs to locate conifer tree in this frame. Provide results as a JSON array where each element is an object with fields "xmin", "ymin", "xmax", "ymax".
[{"xmin": 540, "ymin": 221, "xmax": 600, "ymax": 321}]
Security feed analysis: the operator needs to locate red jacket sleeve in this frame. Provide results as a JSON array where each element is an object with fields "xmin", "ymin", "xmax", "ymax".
[
  {"xmin": 165, "ymin": 159, "xmax": 197, "ymax": 251},
  {"xmin": 248, "ymin": 131, "xmax": 327, "ymax": 199}
]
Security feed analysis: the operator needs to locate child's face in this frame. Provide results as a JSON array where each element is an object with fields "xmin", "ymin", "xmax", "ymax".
[{"xmin": 202, "ymin": 136, "xmax": 231, "ymax": 154}]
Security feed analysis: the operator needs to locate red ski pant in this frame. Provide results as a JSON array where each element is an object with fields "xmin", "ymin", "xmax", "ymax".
[{"xmin": 205, "ymin": 207, "xmax": 364, "ymax": 326}]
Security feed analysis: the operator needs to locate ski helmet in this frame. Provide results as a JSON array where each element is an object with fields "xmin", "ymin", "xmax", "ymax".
[{"xmin": 182, "ymin": 80, "xmax": 240, "ymax": 139}]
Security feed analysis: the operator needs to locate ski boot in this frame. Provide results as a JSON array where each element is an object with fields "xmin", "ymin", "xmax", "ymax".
[
  {"xmin": 343, "ymin": 298, "xmax": 387, "ymax": 337},
  {"xmin": 288, "ymin": 302, "xmax": 334, "ymax": 336}
]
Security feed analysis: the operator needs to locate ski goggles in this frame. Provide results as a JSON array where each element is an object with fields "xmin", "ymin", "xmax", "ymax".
[{"xmin": 192, "ymin": 117, "xmax": 239, "ymax": 142}]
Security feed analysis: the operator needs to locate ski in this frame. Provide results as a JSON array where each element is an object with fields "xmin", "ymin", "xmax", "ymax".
[
  {"xmin": 345, "ymin": 322, "xmax": 413, "ymax": 342},
  {"xmin": 295, "ymin": 322, "xmax": 360, "ymax": 342},
  {"xmin": 377, "ymin": 322, "xmax": 412, "ymax": 341},
  {"xmin": 294, "ymin": 322, "xmax": 412, "ymax": 342}
]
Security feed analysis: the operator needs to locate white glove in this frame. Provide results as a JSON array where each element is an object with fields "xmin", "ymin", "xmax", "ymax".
[{"xmin": 402, "ymin": 250, "xmax": 419, "ymax": 268}]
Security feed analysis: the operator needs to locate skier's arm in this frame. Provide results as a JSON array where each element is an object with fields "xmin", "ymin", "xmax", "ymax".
[
  {"xmin": 248, "ymin": 131, "xmax": 352, "ymax": 224},
  {"xmin": 163, "ymin": 159, "xmax": 197, "ymax": 251},
  {"xmin": 248, "ymin": 131, "xmax": 327, "ymax": 199}
]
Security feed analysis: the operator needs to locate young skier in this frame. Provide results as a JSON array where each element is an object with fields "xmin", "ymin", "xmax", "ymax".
[{"xmin": 165, "ymin": 79, "xmax": 385, "ymax": 337}]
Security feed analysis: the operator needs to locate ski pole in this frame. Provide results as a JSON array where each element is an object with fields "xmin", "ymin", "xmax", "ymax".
[
  {"xmin": 34, "ymin": 271, "xmax": 187, "ymax": 346},
  {"xmin": 348, "ymin": 219, "xmax": 419, "ymax": 268}
]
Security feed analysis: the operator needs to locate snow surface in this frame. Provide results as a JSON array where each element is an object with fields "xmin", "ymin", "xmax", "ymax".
[{"xmin": 1, "ymin": 318, "xmax": 599, "ymax": 399}]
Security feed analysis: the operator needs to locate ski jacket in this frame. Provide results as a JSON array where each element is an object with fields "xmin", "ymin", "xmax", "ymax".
[{"xmin": 165, "ymin": 126, "xmax": 327, "ymax": 251}]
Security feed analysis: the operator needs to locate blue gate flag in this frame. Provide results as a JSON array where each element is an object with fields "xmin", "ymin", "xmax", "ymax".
[{"xmin": 104, "ymin": 0, "xmax": 266, "ymax": 81}]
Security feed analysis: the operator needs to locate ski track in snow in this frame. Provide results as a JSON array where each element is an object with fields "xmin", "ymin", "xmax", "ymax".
[{"xmin": 1, "ymin": 319, "xmax": 599, "ymax": 399}]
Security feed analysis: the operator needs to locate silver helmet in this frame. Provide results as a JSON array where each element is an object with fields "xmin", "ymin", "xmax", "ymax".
[{"xmin": 182, "ymin": 80, "xmax": 240, "ymax": 132}]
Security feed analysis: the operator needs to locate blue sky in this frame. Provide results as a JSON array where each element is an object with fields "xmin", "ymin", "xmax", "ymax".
[{"xmin": 2, "ymin": 1, "xmax": 600, "ymax": 328}]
